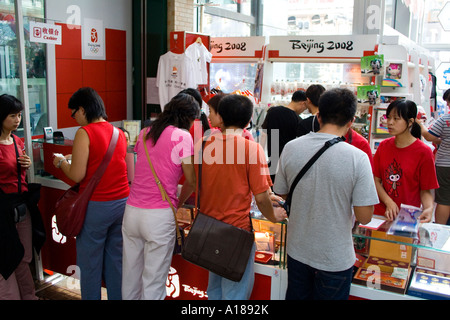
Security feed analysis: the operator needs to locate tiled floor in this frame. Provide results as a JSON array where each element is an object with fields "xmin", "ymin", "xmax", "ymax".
[{"xmin": 35, "ymin": 273, "xmax": 107, "ymax": 300}]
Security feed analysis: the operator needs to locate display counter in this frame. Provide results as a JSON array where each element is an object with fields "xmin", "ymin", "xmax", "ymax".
[
  {"xmin": 32, "ymin": 139, "xmax": 449, "ymax": 300},
  {"xmin": 351, "ymin": 219, "xmax": 450, "ymax": 300}
]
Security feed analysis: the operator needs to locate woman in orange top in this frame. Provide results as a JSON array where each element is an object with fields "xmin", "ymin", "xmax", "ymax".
[{"xmin": 182, "ymin": 94, "xmax": 287, "ymax": 300}]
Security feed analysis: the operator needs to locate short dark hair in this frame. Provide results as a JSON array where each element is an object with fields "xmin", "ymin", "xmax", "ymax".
[
  {"xmin": 318, "ymin": 88, "xmax": 356, "ymax": 127},
  {"xmin": 306, "ymin": 84, "xmax": 326, "ymax": 106},
  {"xmin": 180, "ymin": 88, "xmax": 202, "ymax": 106},
  {"xmin": 292, "ymin": 90, "xmax": 307, "ymax": 102},
  {"xmin": 0, "ymin": 94, "xmax": 24, "ymax": 134},
  {"xmin": 180, "ymin": 88, "xmax": 211, "ymax": 131},
  {"xmin": 443, "ymin": 88, "xmax": 450, "ymax": 101},
  {"xmin": 68, "ymin": 87, "xmax": 108, "ymax": 123},
  {"xmin": 207, "ymin": 93, "xmax": 227, "ymax": 113},
  {"xmin": 218, "ymin": 94, "xmax": 253, "ymax": 129}
]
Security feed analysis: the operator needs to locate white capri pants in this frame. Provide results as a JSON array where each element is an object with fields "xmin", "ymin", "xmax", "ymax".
[{"xmin": 122, "ymin": 204, "xmax": 175, "ymax": 300}]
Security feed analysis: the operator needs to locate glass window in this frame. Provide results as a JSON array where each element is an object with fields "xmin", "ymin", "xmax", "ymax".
[
  {"xmin": 210, "ymin": 0, "xmax": 238, "ymax": 13},
  {"xmin": 269, "ymin": 62, "xmax": 369, "ymax": 106},
  {"xmin": 201, "ymin": 0, "xmax": 354, "ymax": 37},
  {"xmin": 210, "ymin": 62, "xmax": 258, "ymax": 93},
  {"xmin": 203, "ymin": 13, "xmax": 251, "ymax": 37},
  {"xmin": 0, "ymin": 0, "xmax": 47, "ymax": 137},
  {"xmin": 421, "ymin": 0, "xmax": 449, "ymax": 45},
  {"xmin": 384, "ymin": 0, "xmax": 395, "ymax": 28},
  {"xmin": 263, "ymin": 0, "xmax": 354, "ymax": 36}
]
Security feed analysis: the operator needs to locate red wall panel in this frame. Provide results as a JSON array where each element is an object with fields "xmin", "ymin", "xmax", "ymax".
[
  {"xmin": 106, "ymin": 28, "xmax": 126, "ymax": 61},
  {"xmin": 82, "ymin": 60, "xmax": 106, "ymax": 92},
  {"xmin": 55, "ymin": 59, "xmax": 83, "ymax": 94},
  {"xmin": 55, "ymin": 24, "xmax": 127, "ymax": 128},
  {"xmin": 55, "ymin": 23, "xmax": 81, "ymax": 59},
  {"xmin": 106, "ymin": 60, "xmax": 126, "ymax": 92},
  {"xmin": 106, "ymin": 91, "xmax": 127, "ymax": 122},
  {"xmin": 56, "ymin": 93, "xmax": 77, "ymax": 129}
]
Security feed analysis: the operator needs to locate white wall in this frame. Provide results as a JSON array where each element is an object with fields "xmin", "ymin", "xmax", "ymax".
[{"xmin": 45, "ymin": 0, "xmax": 133, "ymax": 138}]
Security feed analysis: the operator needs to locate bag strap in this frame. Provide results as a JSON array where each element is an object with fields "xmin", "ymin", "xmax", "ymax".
[
  {"xmin": 143, "ymin": 131, "xmax": 182, "ymax": 246},
  {"xmin": 12, "ymin": 135, "xmax": 22, "ymax": 194},
  {"xmin": 284, "ymin": 136, "xmax": 344, "ymax": 215}
]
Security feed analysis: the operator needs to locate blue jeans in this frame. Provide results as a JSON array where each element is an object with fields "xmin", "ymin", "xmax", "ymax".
[
  {"xmin": 286, "ymin": 255, "xmax": 353, "ymax": 300},
  {"xmin": 207, "ymin": 244, "xmax": 256, "ymax": 300},
  {"xmin": 76, "ymin": 198, "xmax": 127, "ymax": 300}
]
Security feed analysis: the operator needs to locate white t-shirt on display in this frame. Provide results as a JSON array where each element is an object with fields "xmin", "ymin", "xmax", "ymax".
[
  {"xmin": 156, "ymin": 52, "xmax": 196, "ymax": 110},
  {"xmin": 185, "ymin": 42, "xmax": 212, "ymax": 86}
]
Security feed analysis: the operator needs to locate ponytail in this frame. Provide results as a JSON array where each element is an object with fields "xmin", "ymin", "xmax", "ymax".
[
  {"xmin": 411, "ymin": 121, "xmax": 421, "ymax": 139},
  {"xmin": 199, "ymin": 112, "xmax": 211, "ymax": 131}
]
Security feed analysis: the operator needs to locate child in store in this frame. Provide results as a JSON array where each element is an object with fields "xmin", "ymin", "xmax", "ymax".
[
  {"xmin": 207, "ymin": 92, "xmax": 254, "ymax": 140},
  {"xmin": 373, "ymin": 99, "xmax": 439, "ymax": 223}
]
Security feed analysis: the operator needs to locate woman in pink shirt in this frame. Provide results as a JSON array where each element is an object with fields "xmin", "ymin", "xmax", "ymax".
[{"xmin": 122, "ymin": 93, "xmax": 199, "ymax": 300}]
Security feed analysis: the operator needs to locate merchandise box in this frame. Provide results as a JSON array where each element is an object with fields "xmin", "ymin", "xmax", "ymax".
[
  {"xmin": 353, "ymin": 227, "xmax": 371, "ymax": 255},
  {"xmin": 353, "ymin": 256, "xmax": 411, "ymax": 294},
  {"xmin": 255, "ymin": 231, "xmax": 275, "ymax": 264},
  {"xmin": 417, "ymin": 223, "xmax": 450, "ymax": 273},
  {"xmin": 408, "ymin": 268, "xmax": 450, "ymax": 300},
  {"xmin": 352, "ymin": 230, "xmax": 414, "ymax": 294}
]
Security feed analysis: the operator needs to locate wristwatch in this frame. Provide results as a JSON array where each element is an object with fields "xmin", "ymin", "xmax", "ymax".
[{"xmin": 56, "ymin": 158, "xmax": 66, "ymax": 168}]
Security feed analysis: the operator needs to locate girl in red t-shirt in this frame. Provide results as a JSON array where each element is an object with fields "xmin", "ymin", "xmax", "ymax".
[{"xmin": 373, "ymin": 99, "xmax": 439, "ymax": 222}]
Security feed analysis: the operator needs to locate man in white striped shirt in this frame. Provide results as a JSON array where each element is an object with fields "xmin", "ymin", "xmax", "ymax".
[{"xmin": 420, "ymin": 88, "xmax": 450, "ymax": 225}]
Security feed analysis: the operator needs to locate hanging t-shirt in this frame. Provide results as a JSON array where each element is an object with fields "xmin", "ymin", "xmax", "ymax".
[
  {"xmin": 156, "ymin": 51, "xmax": 196, "ymax": 110},
  {"xmin": 185, "ymin": 42, "xmax": 212, "ymax": 86},
  {"xmin": 373, "ymin": 137, "xmax": 439, "ymax": 216}
]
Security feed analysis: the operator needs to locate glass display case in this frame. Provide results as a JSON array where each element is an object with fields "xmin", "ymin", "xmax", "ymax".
[
  {"xmin": 177, "ymin": 199, "xmax": 288, "ymax": 270},
  {"xmin": 250, "ymin": 196, "xmax": 287, "ymax": 269},
  {"xmin": 352, "ymin": 219, "xmax": 450, "ymax": 299}
]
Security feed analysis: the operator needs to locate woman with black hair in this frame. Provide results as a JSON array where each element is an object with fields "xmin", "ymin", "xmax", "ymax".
[
  {"xmin": 0, "ymin": 94, "xmax": 42, "ymax": 300},
  {"xmin": 373, "ymin": 99, "xmax": 438, "ymax": 222},
  {"xmin": 122, "ymin": 93, "xmax": 199, "ymax": 300},
  {"xmin": 53, "ymin": 87, "xmax": 129, "ymax": 300}
]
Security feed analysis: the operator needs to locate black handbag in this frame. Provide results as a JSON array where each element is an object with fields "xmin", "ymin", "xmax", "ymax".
[
  {"xmin": 283, "ymin": 136, "xmax": 344, "ymax": 216},
  {"xmin": 181, "ymin": 139, "xmax": 255, "ymax": 282}
]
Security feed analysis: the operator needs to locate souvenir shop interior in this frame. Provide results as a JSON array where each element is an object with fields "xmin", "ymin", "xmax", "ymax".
[{"xmin": 1, "ymin": 0, "xmax": 450, "ymax": 301}]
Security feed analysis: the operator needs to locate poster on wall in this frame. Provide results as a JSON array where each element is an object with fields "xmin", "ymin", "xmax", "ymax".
[{"xmin": 82, "ymin": 18, "xmax": 105, "ymax": 60}]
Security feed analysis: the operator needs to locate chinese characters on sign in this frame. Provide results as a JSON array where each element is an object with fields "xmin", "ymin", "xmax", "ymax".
[{"xmin": 30, "ymin": 21, "xmax": 62, "ymax": 45}]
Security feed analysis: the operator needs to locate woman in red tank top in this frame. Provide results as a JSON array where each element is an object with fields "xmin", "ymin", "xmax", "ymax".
[
  {"xmin": 0, "ymin": 94, "xmax": 42, "ymax": 300},
  {"xmin": 53, "ymin": 87, "xmax": 129, "ymax": 300}
]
